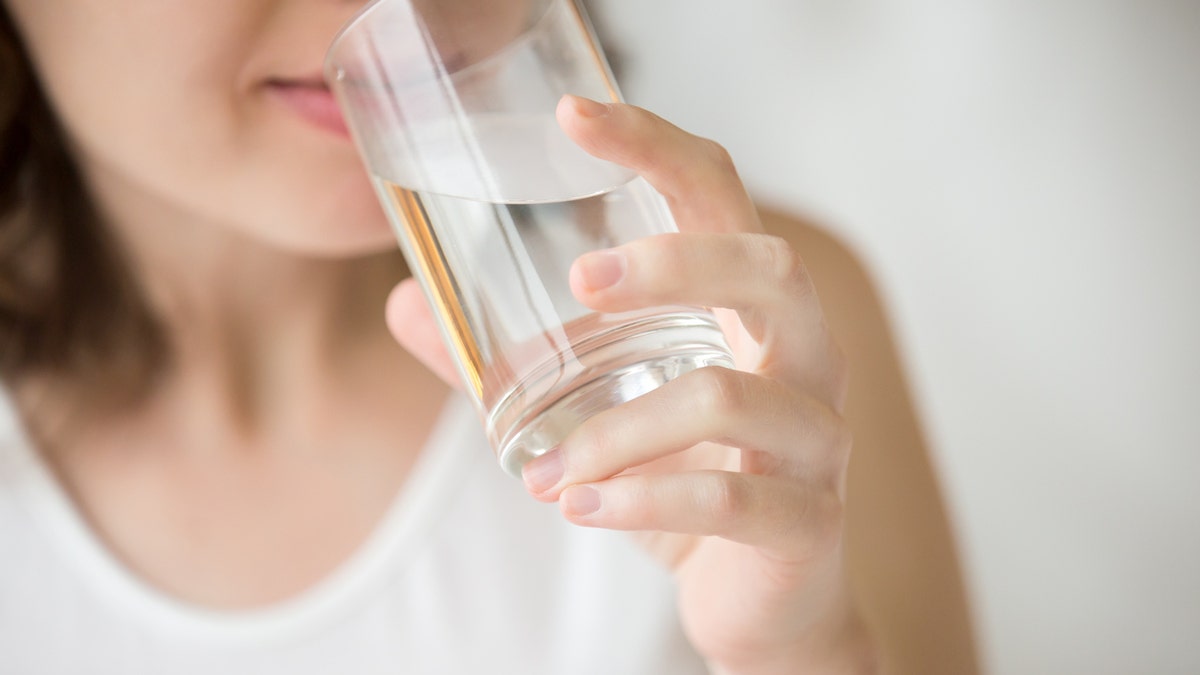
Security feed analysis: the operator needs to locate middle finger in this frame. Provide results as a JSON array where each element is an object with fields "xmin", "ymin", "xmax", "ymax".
[{"xmin": 570, "ymin": 231, "xmax": 843, "ymax": 394}]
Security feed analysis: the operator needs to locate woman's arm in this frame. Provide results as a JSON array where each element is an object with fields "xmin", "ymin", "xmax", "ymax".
[{"xmin": 760, "ymin": 208, "xmax": 980, "ymax": 674}]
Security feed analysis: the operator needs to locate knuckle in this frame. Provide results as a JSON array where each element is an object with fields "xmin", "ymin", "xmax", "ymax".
[
  {"xmin": 809, "ymin": 400, "xmax": 853, "ymax": 464},
  {"xmin": 755, "ymin": 234, "xmax": 811, "ymax": 291},
  {"xmin": 623, "ymin": 475, "xmax": 661, "ymax": 524},
  {"xmin": 619, "ymin": 110, "xmax": 673, "ymax": 172},
  {"xmin": 811, "ymin": 493, "xmax": 846, "ymax": 556},
  {"xmin": 625, "ymin": 105, "xmax": 662, "ymax": 143},
  {"xmin": 785, "ymin": 395, "xmax": 853, "ymax": 483},
  {"xmin": 783, "ymin": 489, "xmax": 844, "ymax": 561},
  {"xmin": 568, "ymin": 414, "xmax": 620, "ymax": 474},
  {"xmin": 709, "ymin": 472, "xmax": 750, "ymax": 529},
  {"xmin": 692, "ymin": 366, "xmax": 751, "ymax": 419},
  {"xmin": 698, "ymin": 137, "xmax": 738, "ymax": 177},
  {"xmin": 827, "ymin": 416, "xmax": 854, "ymax": 462}
]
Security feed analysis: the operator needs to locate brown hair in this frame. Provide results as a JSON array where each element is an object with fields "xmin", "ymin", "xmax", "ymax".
[{"xmin": 0, "ymin": 7, "xmax": 166, "ymax": 410}]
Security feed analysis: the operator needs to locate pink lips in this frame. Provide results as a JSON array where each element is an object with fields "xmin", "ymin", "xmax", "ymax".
[{"xmin": 266, "ymin": 79, "xmax": 350, "ymax": 138}]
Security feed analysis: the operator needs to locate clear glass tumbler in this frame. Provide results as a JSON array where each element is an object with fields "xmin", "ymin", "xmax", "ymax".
[{"xmin": 325, "ymin": 0, "xmax": 734, "ymax": 476}]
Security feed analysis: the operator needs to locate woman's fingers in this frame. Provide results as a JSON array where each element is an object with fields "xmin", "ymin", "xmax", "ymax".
[
  {"xmin": 385, "ymin": 278, "xmax": 463, "ymax": 388},
  {"xmin": 556, "ymin": 95, "xmax": 759, "ymax": 235},
  {"xmin": 559, "ymin": 97, "xmax": 845, "ymax": 402},
  {"xmin": 521, "ymin": 366, "xmax": 851, "ymax": 501},
  {"xmin": 570, "ymin": 231, "xmax": 846, "ymax": 403},
  {"xmin": 558, "ymin": 470, "xmax": 843, "ymax": 560},
  {"xmin": 571, "ymin": 232, "xmax": 815, "ymax": 340}
]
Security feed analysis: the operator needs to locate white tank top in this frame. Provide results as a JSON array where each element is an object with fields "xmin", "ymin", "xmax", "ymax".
[{"xmin": 0, "ymin": 391, "xmax": 707, "ymax": 674}]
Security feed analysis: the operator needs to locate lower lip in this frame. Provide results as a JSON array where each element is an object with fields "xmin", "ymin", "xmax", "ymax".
[{"xmin": 266, "ymin": 83, "xmax": 351, "ymax": 138}]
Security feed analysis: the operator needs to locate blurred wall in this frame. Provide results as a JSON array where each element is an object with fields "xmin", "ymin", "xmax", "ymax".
[{"xmin": 592, "ymin": 1, "xmax": 1200, "ymax": 672}]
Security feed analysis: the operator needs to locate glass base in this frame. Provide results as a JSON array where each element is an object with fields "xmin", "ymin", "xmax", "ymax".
[{"xmin": 488, "ymin": 314, "xmax": 734, "ymax": 477}]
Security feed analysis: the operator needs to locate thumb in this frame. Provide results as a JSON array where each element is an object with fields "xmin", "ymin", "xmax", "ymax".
[{"xmin": 385, "ymin": 278, "xmax": 464, "ymax": 390}]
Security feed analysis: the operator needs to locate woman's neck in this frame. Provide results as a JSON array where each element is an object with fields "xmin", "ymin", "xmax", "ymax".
[{"xmin": 26, "ymin": 155, "xmax": 441, "ymax": 454}]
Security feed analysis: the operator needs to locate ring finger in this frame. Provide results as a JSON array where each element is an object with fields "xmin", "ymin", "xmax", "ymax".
[{"xmin": 522, "ymin": 366, "xmax": 850, "ymax": 501}]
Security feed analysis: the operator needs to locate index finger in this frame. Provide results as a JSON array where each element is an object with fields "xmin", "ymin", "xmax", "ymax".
[{"xmin": 555, "ymin": 95, "xmax": 761, "ymax": 235}]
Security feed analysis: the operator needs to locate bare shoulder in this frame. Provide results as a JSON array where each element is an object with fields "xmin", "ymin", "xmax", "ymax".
[{"xmin": 758, "ymin": 206, "xmax": 981, "ymax": 675}]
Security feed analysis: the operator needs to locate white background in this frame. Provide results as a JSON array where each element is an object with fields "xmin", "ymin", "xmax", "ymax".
[{"xmin": 596, "ymin": 1, "xmax": 1200, "ymax": 673}]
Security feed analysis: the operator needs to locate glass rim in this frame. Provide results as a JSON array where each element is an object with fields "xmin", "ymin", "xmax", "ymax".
[
  {"xmin": 323, "ymin": 0, "xmax": 571, "ymax": 84},
  {"xmin": 323, "ymin": 0, "xmax": 390, "ymax": 82}
]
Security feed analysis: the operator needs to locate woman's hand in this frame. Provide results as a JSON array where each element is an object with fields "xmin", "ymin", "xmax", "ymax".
[{"xmin": 387, "ymin": 96, "xmax": 877, "ymax": 674}]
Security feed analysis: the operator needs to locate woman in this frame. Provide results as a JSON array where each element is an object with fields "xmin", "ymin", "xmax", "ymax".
[{"xmin": 0, "ymin": 1, "xmax": 976, "ymax": 673}]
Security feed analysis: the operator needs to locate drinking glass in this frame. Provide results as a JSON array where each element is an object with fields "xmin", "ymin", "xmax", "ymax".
[{"xmin": 326, "ymin": 0, "xmax": 734, "ymax": 476}]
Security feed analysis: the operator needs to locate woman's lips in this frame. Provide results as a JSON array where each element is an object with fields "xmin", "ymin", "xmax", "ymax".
[{"xmin": 265, "ymin": 79, "xmax": 350, "ymax": 138}]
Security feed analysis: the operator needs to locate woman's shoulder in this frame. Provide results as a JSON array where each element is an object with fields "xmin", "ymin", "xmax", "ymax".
[{"xmin": 757, "ymin": 205, "xmax": 982, "ymax": 674}]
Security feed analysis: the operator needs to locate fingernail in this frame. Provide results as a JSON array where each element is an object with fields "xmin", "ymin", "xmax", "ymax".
[
  {"xmin": 562, "ymin": 486, "xmax": 601, "ymax": 516},
  {"xmin": 578, "ymin": 250, "xmax": 626, "ymax": 290},
  {"xmin": 522, "ymin": 448, "xmax": 565, "ymax": 494},
  {"xmin": 568, "ymin": 94, "xmax": 611, "ymax": 118}
]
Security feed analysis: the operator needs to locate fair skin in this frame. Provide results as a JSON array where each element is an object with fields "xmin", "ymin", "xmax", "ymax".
[{"xmin": 6, "ymin": 1, "xmax": 977, "ymax": 673}]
